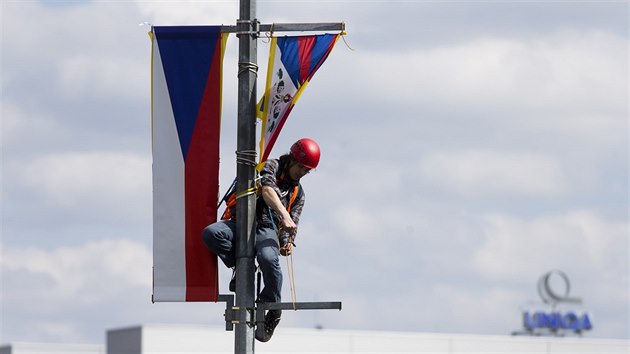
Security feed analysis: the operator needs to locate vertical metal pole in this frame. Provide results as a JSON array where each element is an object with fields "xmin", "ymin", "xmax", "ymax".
[{"xmin": 235, "ymin": 0, "xmax": 257, "ymax": 353}]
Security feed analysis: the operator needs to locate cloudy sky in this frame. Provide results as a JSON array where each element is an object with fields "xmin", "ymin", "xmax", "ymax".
[{"xmin": 1, "ymin": 0, "xmax": 628, "ymax": 345}]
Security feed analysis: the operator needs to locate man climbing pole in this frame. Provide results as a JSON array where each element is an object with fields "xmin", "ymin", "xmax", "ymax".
[{"xmin": 202, "ymin": 137, "xmax": 321, "ymax": 342}]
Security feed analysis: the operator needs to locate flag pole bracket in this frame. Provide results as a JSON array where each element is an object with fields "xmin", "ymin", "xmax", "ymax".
[
  {"xmin": 235, "ymin": 18, "xmax": 260, "ymax": 37},
  {"xmin": 222, "ymin": 22, "xmax": 345, "ymax": 35}
]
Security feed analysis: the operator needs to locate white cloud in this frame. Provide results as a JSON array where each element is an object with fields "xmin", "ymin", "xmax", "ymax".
[
  {"xmin": 473, "ymin": 211, "xmax": 627, "ymax": 280},
  {"xmin": 58, "ymin": 54, "xmax": 148, "ymax": 100},
  {"xmin": 1, "ymin": 239, "xmax": 155, "ymax": 342},
  {"xmin": 1, "ymin": 102, "xmax": 58, "ymax": 146},
  {"xmin": 19, "ymin": 151, "xmax": 151, "ymax": 210},
  {"xmin": 350, "ymin": 30, "xmax": 625, "ymax": 110},
  {"xmin": 29, "ymin": 322, "xmax": 86, "ymax": 344},
  {"xmin": 331, "ymin": 29, "xmax": 627, "ymax": 152},
  {"xmin": 135, "ymin": 1, "xmax": 237, "ymax": 25},
  {"xmin": 3, "ymin": 1, "xmax": 151, "ymax": 102},
  {"xmin": 2, "ymin": 239, "xmax": 152, "ymax": 299},
  {"xmin": 418, "ymin": 149, "xmax": 568, "ymax": 197},
  {"xmin": 421, "ymin": 283, "xmax": 523, "ymax": 333}
]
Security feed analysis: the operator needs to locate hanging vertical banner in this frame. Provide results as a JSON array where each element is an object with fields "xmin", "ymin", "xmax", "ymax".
[
  {"xmin": 258, "ymin": 33, "xmax": 340, "ymax": 165},
  {"xmin": 151, "ymin": 26, "xmax": 227, "ymax": 302}
]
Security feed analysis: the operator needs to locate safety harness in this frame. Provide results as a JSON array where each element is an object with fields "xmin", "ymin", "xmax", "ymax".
[{"xmin": 220, "ymin": 163, "xmax": 301, "ymax": 221}]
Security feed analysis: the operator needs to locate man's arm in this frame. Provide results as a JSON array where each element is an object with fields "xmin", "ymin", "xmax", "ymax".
[{"xmin": 261, "ymin": 185, "xmax": 296, "ymax": 234}]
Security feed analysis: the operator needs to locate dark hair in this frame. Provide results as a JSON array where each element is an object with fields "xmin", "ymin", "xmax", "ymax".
[{"xmin": 278, "ymin": 153, "xmax": 295, "ymax": 170}]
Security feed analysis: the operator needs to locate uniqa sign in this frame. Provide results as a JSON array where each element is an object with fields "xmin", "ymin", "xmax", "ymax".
[
  {"xmin": 522, "ymin": 270, "xmax": 593, "ymax": 334},
  {"xmin": 523, "ymin": 311, "xmax": 592, "ymax": 331}
]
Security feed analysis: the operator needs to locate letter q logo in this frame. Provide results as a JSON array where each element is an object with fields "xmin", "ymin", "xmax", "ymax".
[{"xmin": 537, "ymin": 270, "xmax": 582, "ymax": 305}]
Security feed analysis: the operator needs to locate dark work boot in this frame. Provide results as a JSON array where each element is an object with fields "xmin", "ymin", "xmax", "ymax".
[{"xmin": 255, "ymin": 310, "xmax": 281, "ymax": 342}]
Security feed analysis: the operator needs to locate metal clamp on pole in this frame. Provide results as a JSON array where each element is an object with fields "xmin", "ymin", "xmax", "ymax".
[
  {"xmin": 226, "ymin": 306, "xmax": 256, "ymax": 328},
  {"xmin": 235, "ymin": 18, "xmax": 260, "ymax": 37}
]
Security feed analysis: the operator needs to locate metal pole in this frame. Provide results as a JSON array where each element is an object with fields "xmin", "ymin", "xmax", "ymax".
[{"xmin": 235, "ymin": 0, "xmax": 257, "ymax": 353}]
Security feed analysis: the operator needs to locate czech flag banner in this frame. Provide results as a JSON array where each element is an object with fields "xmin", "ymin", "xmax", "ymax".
[
  {"xmin": 151, "ymin": 26, "xmax": 226, "ymax": 302},
  {"xmin": 258, "ymin": 34, "xmax": 340, "ymax": 164}
]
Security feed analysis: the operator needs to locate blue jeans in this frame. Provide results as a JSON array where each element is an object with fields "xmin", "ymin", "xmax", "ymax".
[{"xmin": 202, "ymin": 220, "xmax": 282, "ymax": 303}]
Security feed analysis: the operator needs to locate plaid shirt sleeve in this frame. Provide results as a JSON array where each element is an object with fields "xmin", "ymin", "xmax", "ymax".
[
  {"xmin": 260, "ymin": 159, "xmax": 281, "ymax": 194},
  {"xmin": 259, "ymin": 159, "xmax": 305, "ymax": 246}
]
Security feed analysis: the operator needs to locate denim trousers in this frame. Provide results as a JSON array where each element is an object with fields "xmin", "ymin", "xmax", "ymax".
[{"xmin": 201, "ymin": 219, "xmax": 282, "ymax": 303}]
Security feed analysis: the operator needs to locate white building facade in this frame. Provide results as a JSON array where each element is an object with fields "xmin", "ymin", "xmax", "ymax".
[{"xmin": 2, "ymin": 324, "xmax": 627, "ymax": 354}]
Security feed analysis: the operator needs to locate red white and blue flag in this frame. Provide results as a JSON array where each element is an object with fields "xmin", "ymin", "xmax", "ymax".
[
  {"xmin": 151, "ymin": 26, "xmax": 226, "ymax": 302},
  {"xmin": 258, "ymin": 34, "xmax": 340, "ymax": 164}
]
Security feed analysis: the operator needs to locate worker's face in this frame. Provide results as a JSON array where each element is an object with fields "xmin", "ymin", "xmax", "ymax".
[{"xmin": 289, "ymin": 162, "xmax": 311, "ymax": 180}]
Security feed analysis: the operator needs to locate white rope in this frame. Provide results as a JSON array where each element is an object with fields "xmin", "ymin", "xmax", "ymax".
[{"xmin": 285, "ymin": 249, "xmax": 297, "ymax": 310}]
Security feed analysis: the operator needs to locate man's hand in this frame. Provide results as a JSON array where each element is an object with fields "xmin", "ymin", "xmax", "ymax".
[
  {"xmin": 279, "ymin": 242, "xmax": 293, "ymax": 256},
  {"xmin": 280, "ymin": 216, "xmax": 297, "ymax": 235}
]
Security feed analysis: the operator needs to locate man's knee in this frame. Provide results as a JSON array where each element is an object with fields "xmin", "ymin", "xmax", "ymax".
[
  {"xmin": 201, "ymin": 222, "xmax": 228, "ymax": 251},
  {"xmin": 258, "ymin": 246, "xmax": 280, "ymax": 267},
  {"xmin": 202, "ymin": 222, "xmax": 237, "ymax": 268},
  {"xmin": 201, "ymin": 225, "xmax": 215, "ymax": 247}
]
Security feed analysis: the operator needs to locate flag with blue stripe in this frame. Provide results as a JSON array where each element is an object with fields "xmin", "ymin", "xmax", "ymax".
[{"xmin": 151, "ymin": 26, "xmax": 226, "ymax": 302}]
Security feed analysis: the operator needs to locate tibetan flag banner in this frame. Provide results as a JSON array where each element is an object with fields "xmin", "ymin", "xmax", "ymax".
[
  {"xmin": 258, "ymin": 34, "xmax": 340, "ymax": 164},
  {"xmin": 151, "ymin": 26, "xmax": 226, "ymax": 302}
]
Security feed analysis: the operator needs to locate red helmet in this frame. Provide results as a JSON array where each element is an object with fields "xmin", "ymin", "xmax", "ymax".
[{"xmin": 290, "ymin": 138, "xmax": 320, "ymax": 169}]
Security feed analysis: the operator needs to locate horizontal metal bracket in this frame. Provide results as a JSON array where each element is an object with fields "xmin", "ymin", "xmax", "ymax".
[
  {"xmin": 258, "ymin": 301, "xmax": 342, "ymax": 311},
  {"xmin": 222, "ymin": 22, "xmax": 345, "ymax": 35}
]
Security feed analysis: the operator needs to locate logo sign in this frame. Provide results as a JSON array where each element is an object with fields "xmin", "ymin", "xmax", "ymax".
[
  {"xmin": 537, "ymin": 270, "xmax": 581, "ymax": 305},
  {"xmin": 523, "ymin": 311, "xmax": 592, "ymax": 332},
  {"xmin": 522, "ymin": 270, "xmax": 593, "ymax": 335}
]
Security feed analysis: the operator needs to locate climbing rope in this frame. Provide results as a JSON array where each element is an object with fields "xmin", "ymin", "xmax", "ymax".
[
  {"xmin": 285, "ymin": 243, "xmax": 297, "ymax": 311},
  {"xmin": 276, "ymin": 224, "xmax": 297, "ymax": 311}
]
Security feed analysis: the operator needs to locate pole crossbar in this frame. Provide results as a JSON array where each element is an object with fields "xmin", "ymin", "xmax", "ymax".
[
  {"xmin": 258, "ymin": 301, "xmax": 342, "ymax": 311},
  {"xmin": 222, "ymin": 22, "xmax": 345, "ymax": 34}
]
